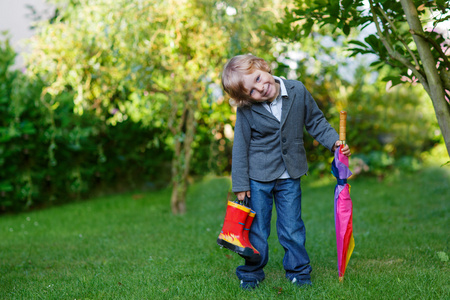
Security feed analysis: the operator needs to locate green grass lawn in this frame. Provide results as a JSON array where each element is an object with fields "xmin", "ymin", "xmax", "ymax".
[{"xmin": 1, "ymin": 165, "xmax": 449, "ymax": 299}]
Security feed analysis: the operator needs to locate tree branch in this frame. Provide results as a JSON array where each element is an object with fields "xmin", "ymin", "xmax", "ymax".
[
  {"xmin": 440, "ymin": 68, "xmax": 450, "ymax": 91},
  {"xmin": 368, "ymin": 0, "xmax": 430, "ymax": 93},
  {"xmin": 377, "ymin": 6, "xmax": 421, "ymax": 69},
  {"xmin": 401, "ymin": 0, "xmax": 450, "ymax": 157},
  {"xmin": 409, "ymin": 29, "xmax": 450, "ymax": 70}
]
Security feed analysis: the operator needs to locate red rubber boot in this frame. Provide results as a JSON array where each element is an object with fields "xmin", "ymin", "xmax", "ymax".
[
  {"xmin": 240, "ymin": 210, "xmax": 260, "ymax": 262},
  {"xmin": 217, "ymin": 201, "xmax": 255, "ymax": 258}
]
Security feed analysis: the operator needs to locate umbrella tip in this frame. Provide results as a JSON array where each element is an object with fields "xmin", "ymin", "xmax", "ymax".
[{"xmin": 339, "ymin": 277, "xmax": 344, "ymax": 283}]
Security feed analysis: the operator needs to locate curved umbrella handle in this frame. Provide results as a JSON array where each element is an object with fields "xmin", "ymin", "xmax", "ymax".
[{"xmin": 339, "ymin": 111, "xmax": 347, "ymax": 144}]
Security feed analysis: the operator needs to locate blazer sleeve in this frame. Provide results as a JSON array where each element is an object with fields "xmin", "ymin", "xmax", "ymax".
[
  {"xmin": 231, "ymin": 108, "xmax": 252, "ymax": 192},
  {"xmin": 303, "ymin": 87, "xmax": 339, "ymax": 151}
]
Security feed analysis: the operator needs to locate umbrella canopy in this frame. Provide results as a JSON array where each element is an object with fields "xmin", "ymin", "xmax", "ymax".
[{"xmin": 331, "ymin": 111, "xmax": 355, "ymax": 282}]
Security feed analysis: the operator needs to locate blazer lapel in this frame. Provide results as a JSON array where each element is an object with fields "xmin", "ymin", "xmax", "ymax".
[
  {"xmin": 251, "ymin": 102, "xmax": 279, "ymax": 122},
  {"xmin": 280, "ymin": 79, "xmax": 295, "ymax": 128}
]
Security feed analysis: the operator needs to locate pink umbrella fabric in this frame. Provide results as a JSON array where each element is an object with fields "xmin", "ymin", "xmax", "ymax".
[{"xmin": 332, "ymin": 145, "xmax": 355, "ymax": 281}]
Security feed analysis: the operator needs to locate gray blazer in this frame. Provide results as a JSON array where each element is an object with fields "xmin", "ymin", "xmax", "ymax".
[{"xmin": 231, "ymin": 79, "xmax": 339, "ymax": 192}]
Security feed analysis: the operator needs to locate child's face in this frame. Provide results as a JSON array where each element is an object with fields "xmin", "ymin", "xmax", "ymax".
[{"xmin": 241, "ymin": 69, "xmax": 279, "ymax": 103}]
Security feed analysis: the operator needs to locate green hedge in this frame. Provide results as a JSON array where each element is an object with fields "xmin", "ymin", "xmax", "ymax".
[{"xmin": 0, "ymin": 39, "xmax": 171, "ymax": 213}]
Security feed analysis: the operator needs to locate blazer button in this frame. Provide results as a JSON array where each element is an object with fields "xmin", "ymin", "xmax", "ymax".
[
  {"xmin": 283, "ymin": 150, "xmax": 287, "ymax": 155},
  {"xmin": 282, "ymin": 137, "xmax": 287, "ymax": 143}
]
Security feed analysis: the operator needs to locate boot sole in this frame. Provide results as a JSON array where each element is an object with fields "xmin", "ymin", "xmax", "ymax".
[
  {"xmin": 217, "ymin": 238, "xmax": 255, "ymax": 258},
  {"xmin": 239, "ymin": 252, "xmax": 261, "ymax": 263}
]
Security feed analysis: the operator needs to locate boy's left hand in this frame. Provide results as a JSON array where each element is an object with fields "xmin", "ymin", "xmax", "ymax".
[{"xmin": 333, "ymin": 141, "xmax": 352, "ymax": 157}]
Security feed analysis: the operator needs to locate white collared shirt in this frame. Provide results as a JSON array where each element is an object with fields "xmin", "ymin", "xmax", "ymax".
[
  {"xmin": 263, "ymin": 76, "xmax": 290, "ymax": 179},
  {"xmin": 262, "ymin": 76, "xmax": 287, "ymax": 122}
]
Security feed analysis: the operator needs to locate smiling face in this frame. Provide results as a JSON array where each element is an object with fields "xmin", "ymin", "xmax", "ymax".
[
  {"xmin": 241, "ymin": 70, "xmax": 280, "ymax": 103},
  {"xmin": 222, "ymin": 54, "xmax": 279, "ymax": 107}
]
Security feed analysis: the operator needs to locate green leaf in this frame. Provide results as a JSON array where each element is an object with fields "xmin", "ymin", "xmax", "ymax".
[
  {"xmin": 349, "ymin": 40, "xmax": 368, "ymax": 48},
  {"xmin": 365, "ymin": 34, "xmax": 381, "ymax": 51},
  {"xmin": 303, "ymin": 20, "xmax": 314, "ymax": 37},
  {"xmin": 343, "ymin": 24, "xmax": 351, "ymax": 36},
  {"xmin": 381, "ymin": 76, "xmax": 400, "ymax": 82},
  {"xmin": 0, "ymin": 181, "xmax": 13, "ymax": 192},
  {"xmin": 20, "ymin": 122, "xmax": 36, "ymax": 135},
  {"xmin": 382, "ymin": 76, "xmax": 403, "ymax": 88},
  {"xmin": 342, "ymin": 0, "xmax": 354, "ymax": 7}
]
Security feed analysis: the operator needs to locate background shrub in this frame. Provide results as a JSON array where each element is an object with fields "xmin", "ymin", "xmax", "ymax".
[{"xmin": 0, "ymin": 38, "xmax": 172, "ymax": 212}]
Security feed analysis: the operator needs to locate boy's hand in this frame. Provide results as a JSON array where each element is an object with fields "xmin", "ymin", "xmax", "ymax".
[
  {"xmin": 333, "ymin": 141, "xmax": 352, "ymax": 157},
  {"xmin": 235, "ymin": 191, "xmax": 251, "ymax": 201}
]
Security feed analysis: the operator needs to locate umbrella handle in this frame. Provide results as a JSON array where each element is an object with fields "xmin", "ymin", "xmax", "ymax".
[{"xmin": 340, "ymin": 111, "xmax": 347, "ymax": 144}]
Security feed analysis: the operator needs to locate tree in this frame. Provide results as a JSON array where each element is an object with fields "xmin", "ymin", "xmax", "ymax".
[
  {"xmin": 270, "ymin": 0, "xmax": 450, "ymax": 159},
  {"xmin": 25, "ymin": 0, "xmax": 275, "ymax": 214}
]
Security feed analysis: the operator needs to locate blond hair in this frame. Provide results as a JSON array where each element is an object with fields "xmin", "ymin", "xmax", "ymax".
[{"xmin": 221, "ymin": 54, "xmax": 272, "ymax": 107}]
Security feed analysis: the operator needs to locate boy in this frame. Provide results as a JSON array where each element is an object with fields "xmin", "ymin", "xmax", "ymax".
[{"xmin": 221, "ymin": 54, "xmax": 351, "ymax": 290}]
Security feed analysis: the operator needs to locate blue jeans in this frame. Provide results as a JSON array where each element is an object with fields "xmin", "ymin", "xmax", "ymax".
[{"xmin": 236, "ymin": 178, "xmax": 312, "ymax": 282}]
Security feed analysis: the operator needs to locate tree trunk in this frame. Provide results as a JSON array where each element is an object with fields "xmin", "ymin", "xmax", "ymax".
[
  {"xmin": 171, "ymin": 177, "xmax": 187, "ymax": 215},
  {"xmin": 401, "ymin": 0, "xmax": 450, "ymax": 158},
  {"xmin": 170, "ymin": 101, "xmax": 196, "ymax": 215},
  {"xmin": 170, "ymin": 138, "xmax": 187, "ymax": 214}
]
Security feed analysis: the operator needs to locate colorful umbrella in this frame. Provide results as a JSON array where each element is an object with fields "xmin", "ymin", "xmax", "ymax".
[{"xmin": 331, "ymin": 111, "xmax": 355, "ymax": 282}]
